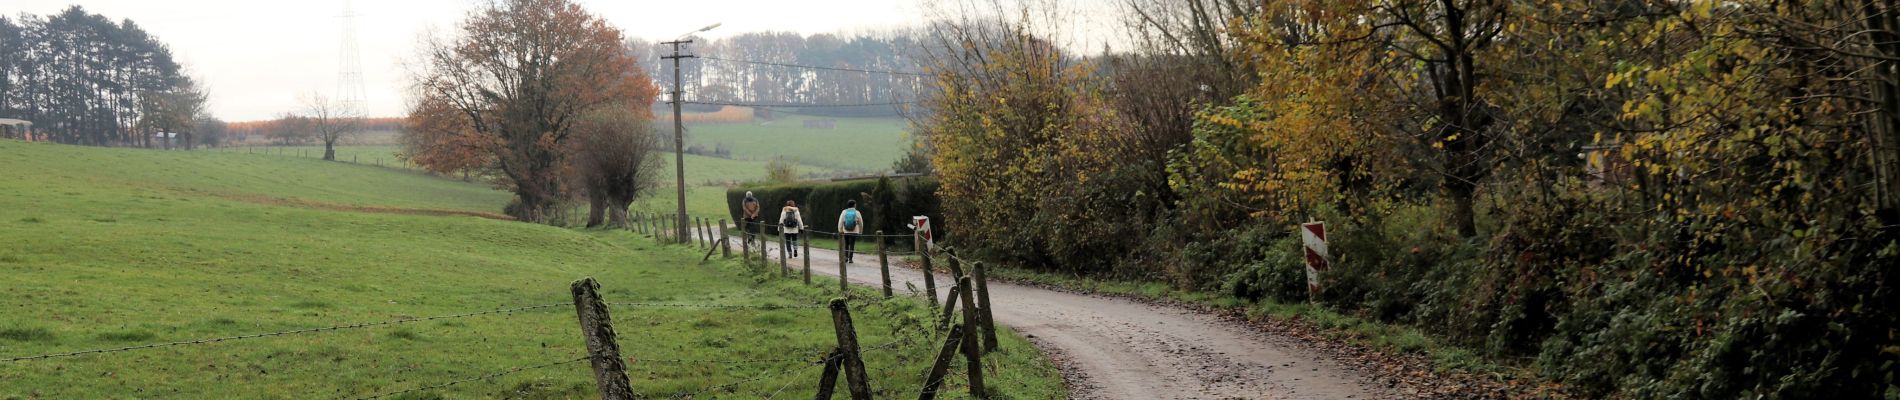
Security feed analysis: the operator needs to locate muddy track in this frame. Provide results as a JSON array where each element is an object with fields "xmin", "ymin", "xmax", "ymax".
[{"xmin": 721, "ymin": 234, "xmax": 1390, "ymax": 399}]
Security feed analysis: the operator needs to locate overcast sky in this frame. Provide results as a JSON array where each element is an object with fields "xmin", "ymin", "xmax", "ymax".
[{"xmin": 4, "ymin": 0, "xmax": 1126, "ymax": 121}]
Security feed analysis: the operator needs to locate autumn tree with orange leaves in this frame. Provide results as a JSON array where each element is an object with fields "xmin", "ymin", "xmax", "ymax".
[{"xmin": 405, "ymin": 0, "xmax": 658, "ymax": 223}]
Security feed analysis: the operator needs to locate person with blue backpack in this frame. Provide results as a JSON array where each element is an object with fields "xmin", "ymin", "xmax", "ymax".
[{"xmin": 837, "ymin": 200, "xmax": 864, "ymax": 263}]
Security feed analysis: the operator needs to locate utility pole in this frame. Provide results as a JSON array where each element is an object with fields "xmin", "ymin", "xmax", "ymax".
[{"xmin": 663, "ymin": 39, "xmax": 694, "ymax": 244}]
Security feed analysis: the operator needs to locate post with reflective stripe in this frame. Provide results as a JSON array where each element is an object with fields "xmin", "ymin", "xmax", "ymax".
[{"xmin": 1301, "ymin": 222, "xmax": 1329, "ymax": 303}]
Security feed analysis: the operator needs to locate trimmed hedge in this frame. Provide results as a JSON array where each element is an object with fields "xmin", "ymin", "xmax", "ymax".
[{"xmin": 727, "ymin": 176, "xmax": 944, "ymax": 247}]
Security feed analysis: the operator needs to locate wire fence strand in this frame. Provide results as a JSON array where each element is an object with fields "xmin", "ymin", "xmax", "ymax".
[
  {"xmin": 605, "ymin": 302, "xmax": 828, "ymax": 310},
  {"xmin": 2, "ymin": 303, "xmax": 570, "ymax": 362},
  {"xmin": 344, "ymin": 356, "xmax": 589, "ymax": 400}
]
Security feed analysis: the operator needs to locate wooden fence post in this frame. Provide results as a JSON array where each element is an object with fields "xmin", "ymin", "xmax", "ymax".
[
  {"xmin": 878, "ymin": 231, "xmax": 892, "ymax": 298},
  {"xmin": 918, "ymin": 233, "xmax": 937, "ymax": 310},
  {"xmin": 780, "ymin": 231, "xmax": 791, "ymax": 277},
  {"xmin": 918, "ymin": 324, "xmax": 965, "ymax": 400},
  {"xmin": 828, "ymin": 299, "xmax": 874, "ymax": 400},
  {"xmin": 719, "ymin": 219, "xmax": 731, "ymax": 258},
  {"xmin": 836, "ymin": 234, "xmax": 847, "ymax": 289},
  {"xmin": 701, "ymin": 218, "xmax": 712, "ymax": 248},
  {"xmin": 937, "ymin": 283, "xmax": 959, "ymax": 331},
  {"xmin": 570, "ymin": 278, "xmax": 635, "ymax": 400},
  {"xmin": 740, "ymin": 221, "xmax": 752, "ymax": 263},
  {"xmin": 816, "ymin": 348, "xmax": 843, "ymax": 400},
  {"xmin": 974, "ymin": 261, "xmax": 997, "ymax": 352},
  {"xmin": 803, "ymin": 234, "xmax": 813, "ymax": 284},
  {"xmin": 758, "ymin": 221, "xmax": 769, "ymax": 267},
  {"xmin": 955, "ymin": 276, "xmax": 986, "ymax": 399}
]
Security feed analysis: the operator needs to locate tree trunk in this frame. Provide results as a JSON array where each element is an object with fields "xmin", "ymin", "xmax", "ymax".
[
  {"xmin": 1450, "ymin": 181, "xmax": 1477, "ymax": 238},
  {"xmin": 323, "ymin": 141, "xmax": 337, "ymax": 161},
  {"xmin": 585, "ymin": 194, "xmax": 607, "ymax": 228},
  {"xmin": 607, "ymin": 200, "xmax": 631, "ymax": 229}
]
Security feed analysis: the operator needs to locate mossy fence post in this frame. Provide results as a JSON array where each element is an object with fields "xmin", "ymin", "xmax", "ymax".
[
  {"xmin": 700, "ymin": 218, "xmax": 712, "ymax": 249},
  {"xmin": 975, "ymin": 261, "xmax": 997, "ymax": 352},
  {"xmin": 803, "ymin": 235, "xmax": 812, "ymax": 284},
  {"xmin": 569, "ymin": 278, "xmax": 634, "ymax": 399},
  {"xmin": 741, "ymin": 220, "xmax": 752, "ymax": 263},
  {"xmin": 719, "ymin": 219, "xmax": 731, "ymax": 258},
  {"xmin": 815, "ymin": 348, "xmax": 843, "ymax": 399},
  {"xmin": 878, "ymin": 230, "xmax": 892, "ymax": 298},
  {"xmin": 779, "ymin": 231, "xmax": 790, "ymax": 277},
  {"xmin": 918, "ymin": 233, "xmax": 937, "ymax": 310},
  {"xmin": 918, "ymin": 323, "xmax": 965, "ymax": 400},
  {"xmin": 827, "ymin": 299, "xmax": 873, "ymax": 400},
  {"xmin": 955, "ymin": 276, "xmax": 987, "ymax": 399},
  {"xmin": 937, "ymin": 281, "xmax": 959, "ymax": 331}
]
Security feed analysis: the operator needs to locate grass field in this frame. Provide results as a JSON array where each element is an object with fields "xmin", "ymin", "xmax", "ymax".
[
  {"xmin": 684, "ymin": 115, "xmax": 912, "ymax": 173},
  {"xmin": 0, "ymin": 140, "xmax": 1062, "ymax": 399}
]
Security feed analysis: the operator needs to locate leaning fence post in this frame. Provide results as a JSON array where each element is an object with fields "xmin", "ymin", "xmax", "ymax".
[
  {"xmin": 878, "ymin": 231, "xmax": 892, "ymax": 298},
  {"xmin": 937, "ymin": 282, "xmax": 960, "ymax": 331},
  {"xmin": 955, "ymin": 276, "xmax": 987, "ymax": 399},
  {"xmin": 816, "ymin": 348, "xmax": 843, "ymax": 400},
  {"xmin": 918, "ymin": 324, "xmax": 966, "ymax": 400},
  {"xmin": 828, "ymin": 299, "xmax": 874, "ymax": 400},
  {"xmin": 803, "ymin": 234, "xmax": 813, "ymax": 284},
  {"xmin": 701, "ymin": 218, "xmax": 712, "ymax": 248},
  {"xmin": 974, "ymin": 261, "xmax": 997, "ymax": 352},
  {"xmin": 570, "ymin": 278, "xmax": 635, "ymax": 400},
  {"xmin": 719, "ymin": 219, "xmax": 731, "ymax": 258},
  {"xmin": 918, "ymin": 233, "xmax": 937, "ymax": 310}
]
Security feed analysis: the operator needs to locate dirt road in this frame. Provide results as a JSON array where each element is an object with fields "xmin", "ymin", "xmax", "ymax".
[{"xmin": 714, "ymin": 233, "xmax": 1387, "ymax": 399}]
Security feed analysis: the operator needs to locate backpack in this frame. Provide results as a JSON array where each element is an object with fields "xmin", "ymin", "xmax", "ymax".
[
  {"xmin": 781, "ymin": 210, "xmax": 800, "ymax": 229},
  {"xmin": 842, "ymin": 209, "xmax": 861, "ymax": 230}
]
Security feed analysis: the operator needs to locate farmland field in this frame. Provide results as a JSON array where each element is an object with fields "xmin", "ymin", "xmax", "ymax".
[
  {"xmin": 681, "ymin": 114, "xmax": 912, "ymax": 173},
  {"xmin": 0, "ymin": 140, "xmax": 1061, "ymax": 399}
]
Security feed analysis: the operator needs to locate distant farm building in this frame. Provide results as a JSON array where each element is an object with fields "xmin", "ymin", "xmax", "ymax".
[
  {"xmin": 803, "ymin": 119, "xmax": 837, "ymax": 129},
  {"xmin": 0, "ymin": 118, "xmax": 32, "ymax": 140}
]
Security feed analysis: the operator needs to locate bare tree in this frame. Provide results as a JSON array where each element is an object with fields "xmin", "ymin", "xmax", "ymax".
[
  {"xmin": 301, "ymin": 93, "xmax": 359, "ymax": 161},
  {"xmin": 570, "ymin": 106, "xmax": 661, "ymax": 228}
]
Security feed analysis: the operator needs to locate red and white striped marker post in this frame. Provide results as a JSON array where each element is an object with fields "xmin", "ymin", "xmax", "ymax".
[
  {"xmin": 911, "ymin": 216, "xmax": 934, "ymax": 250},
  {"xmin": 1300, "ymin": 222, "xmax": 1329, "ymax": 301}
]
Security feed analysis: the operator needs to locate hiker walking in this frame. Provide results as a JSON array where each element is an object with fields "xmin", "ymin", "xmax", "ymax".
[
  {"xmin": 779, "ymin": 200, "xmax": 806, "ymax": 258},
  {"xmin": 837, "ymin": 200, "xmax": 864, "ymax": 263},
  {"xmin": 742, "ymin": 191, "xmax": 761, "ymax": 248}
]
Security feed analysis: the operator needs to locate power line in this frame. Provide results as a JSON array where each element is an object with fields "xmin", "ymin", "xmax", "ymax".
[
  {"xmin": 685, "ymin": 100, "xmax": 917, "ymax": 108},
  {"xmin": 698, "ymin": 56, "xmax": 929, "ymax": 77}
]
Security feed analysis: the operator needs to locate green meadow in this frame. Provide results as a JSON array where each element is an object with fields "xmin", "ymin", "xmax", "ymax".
[
  {"xmin": 0, "ymin": 140, "xmax": 1060, "ymax": 399},
  {"xmin": 682, "ymin": 115, "xmax": 912, "ymax": 173}
]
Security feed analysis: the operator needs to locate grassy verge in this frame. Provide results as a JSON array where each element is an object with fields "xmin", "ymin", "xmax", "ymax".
[{"xmin": 0, "ymin": 140, "xmax": 1061, "ymax": 399}]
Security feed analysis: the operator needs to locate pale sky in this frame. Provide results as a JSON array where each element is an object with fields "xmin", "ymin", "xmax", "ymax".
[{"xmin": 4, "ymin": 0, "xmax": 1128, "ymax": 121}]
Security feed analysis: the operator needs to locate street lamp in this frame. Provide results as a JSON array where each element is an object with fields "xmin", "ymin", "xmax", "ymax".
[{"xmin": 664, "ymin": 22, "xmax": 719, "ymax": 244}]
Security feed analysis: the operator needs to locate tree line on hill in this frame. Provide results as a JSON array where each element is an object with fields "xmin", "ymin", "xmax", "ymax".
[
  {"xmin": 0, "ymin": 6, "xmax": 218, "ymax": 148},
  {"xmin": 633, "ymin": 30, "xmax": 927, "ymax": 117},
  {"xmin": 910, "ymin": 0, "xmax": 1900, "ymax": 398}
]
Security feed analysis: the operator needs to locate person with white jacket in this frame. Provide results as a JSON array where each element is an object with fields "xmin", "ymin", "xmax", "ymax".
[{"xmin": 779, "ymin": 200, "xmax": 806, "ymax": 258}]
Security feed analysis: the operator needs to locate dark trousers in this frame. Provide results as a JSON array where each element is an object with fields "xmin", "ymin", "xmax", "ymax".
[
  {"xmin": 742, "ymin": 218, "xmax": 759, "ymax": 247},
  {"xmin": 783, "ymin": 232, "xmax": 800, "ymax": 257},
  {"xmin": 841, "ymin": 233, "xmax": 859, "ymax": 262}
]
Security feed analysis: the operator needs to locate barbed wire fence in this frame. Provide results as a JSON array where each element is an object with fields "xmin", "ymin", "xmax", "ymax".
[{"xmin": 3, "ymin": 275, "xmax": 999, "ymax": 399}]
